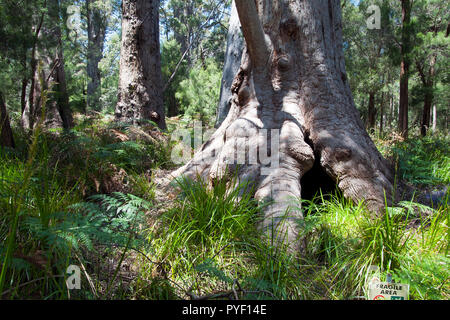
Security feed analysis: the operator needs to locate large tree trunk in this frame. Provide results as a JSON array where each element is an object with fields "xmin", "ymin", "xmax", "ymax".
[
  {"xmin": 0, "ymin": 92, "xmax": 15, "ymax": 148},
  {"xmin": 22, "ymin": 0, "xmax": 73, "ymax": 130},
  {"xmin": 86, "ymin": 0, "xmax": 107, "ymax": 111},
  {"xmin": 115, "ymin": 0, "xmax": 166, "ymax": 129},
  {"xmin": 172, "ymin": 0, "xmax": 394, "ymax": 249},
  {"xmin": 399, "ymin": 0, "xmax": 412, "ymax": 139},
  {"xmin": 215, "ymin": 0, "xmax": 244, "ymax": 127}
]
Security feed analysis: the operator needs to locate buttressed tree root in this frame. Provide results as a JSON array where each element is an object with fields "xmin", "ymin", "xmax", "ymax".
[{"xmin": 171, "ymin": 0, "xmax": 395, "ymax": 251}]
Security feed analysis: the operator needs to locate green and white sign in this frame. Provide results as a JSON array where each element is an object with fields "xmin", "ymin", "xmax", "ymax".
[{"xmin": 368, "ymin": 282, "xmax": 409, "ymax": 300}]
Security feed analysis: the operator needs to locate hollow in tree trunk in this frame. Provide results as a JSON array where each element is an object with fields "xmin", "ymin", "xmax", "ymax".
[
  {"xmin": 172, "ymin": 0, "xmax": 395, "ymax": 249},
  {"xmin": 115, "ymin": 0, "xmax": 166, "ymax": 129}
]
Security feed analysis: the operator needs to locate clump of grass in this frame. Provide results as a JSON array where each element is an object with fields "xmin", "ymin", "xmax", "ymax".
[
  {"xmin": 297, "ymin": 192, "xmax": 448, "ymax": 300},
  {"xmin": 133, "ymin": 174, "xmax": 448, "ymax": 301},
  {"xmin": 148, "ymin": 176, "xmax": 259, "ymax": 267}
]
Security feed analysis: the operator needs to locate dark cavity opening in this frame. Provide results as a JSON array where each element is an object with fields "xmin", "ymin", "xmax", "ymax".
[{"xmin": 301, "ymin": 157, "xmax": 338, "ymax": 202}]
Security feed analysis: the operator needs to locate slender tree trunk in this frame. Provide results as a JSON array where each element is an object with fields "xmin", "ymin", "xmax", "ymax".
[
  {"xmin": 167, "ymin": 95, "xmax": 179, "ymax": 118},
  {"xmin": 379, "ymin": 91, "xmax": 384, "ymax": 136},
  {"xmin": 86, "ymin": 0, "xmax": 107, "ymax": 111},
  {"xmin": 172, "ymin": 0, "xmax": 394, "ymax": 249},
  {"xmin": 0, "ymin": 93, "xmax": 15, "ymax": 148},
  {"xmin": 421, "ymin": 90, "xmax": 433, "ymax": 136},
  {"xmin": 173, "ymin": 4, "xmax": 192, "ymax": 66},
  {"xmin": 22, "ymin": 0, "xmax": 72, "ymax": 130},
  {"xmin": 165, "ymin": 2, "xmax": 194, "ymax": 118},
  {"xmin": 420, "ymin": 54, "xmax": 436, "ymax": 137},
  {"xmin": 431, "ymin": 105, "xmax": 437, "ymax": 133},
  {"xmin": 399, "ymin": 60, "xmax": 409, "ymax": 137},
  {"xmin": 215, "ymin": 0, "xmax": 244, "ymax": 127},
  {"xmin": 115, "ymin": 0, "xmax": 166, "ymax": 129},
  {"xmin": 21, "ymin": 78, "xmax": 28, "ymax": 116},
  {"xmin": 22, "ymin": 7, "xmax": 45, "ymax": 129},
  {"xmin": 367, "ymin": 92, "xmax": 376, "ymax": 131},
  {"xmin": 20, "ymin": 50, "xmax": 28, "ymax": 115},
  {"xmin": 55, "ymin": 33, "xmax": 73, "ymax": 129},
  {"xmin": 399, "ymin": 0, "xmax": 412, "ymax": 138}
]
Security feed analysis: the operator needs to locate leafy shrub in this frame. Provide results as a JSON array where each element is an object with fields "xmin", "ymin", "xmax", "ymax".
[
  {"xmin": 390, "ymin": 135, "xmax": 449, "ymax": 185},
  {"xmin": 175, "ymin": 59, "xmax": 222, "ymax": 125}
]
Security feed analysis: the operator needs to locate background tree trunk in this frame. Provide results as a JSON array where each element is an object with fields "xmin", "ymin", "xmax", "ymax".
[
  {"xmin": 399, "ymin": 0, "xmax": 412, "ymax": 138},
  {"xmin": 379, "ymin": 93, "xmax": 384, "ymax": 136},
  {"xmin": 86, "ymin": 0, "xmax": 107, "ymax": 111},
  {"xmin": 367, "ymin": 92, "xmax": 376, "ymax": 131},
  {"xmin": 22, "ymin": 0, "xmax": 73, "ymax": 130},
  {"xmin": 115, "ymin": 0, "xmax": 166, "ymax": 129},
  {"xmin": 22, "ymin": 8, "xmax": 45, "ymax": 130},
  {"xmin": 419, "ymin": 54, "xmax": 436, "ymax": 137},
  {"xmin": 215, "ymin": 0, "xmax": 244, "ymax": 128},
  {"xmin": 0, "ymin": 92, "xmax": 15, "ymax": 148},
  {"xmin": 172, "ymin": 0, "xmax": 394, "ymax": 249},
  {"xmin": 432, "ymin": 104, "xmax": 437, "ymax": 133},
  {"xmin": 173, "ymin": 2, "xmax": 193, "ymax": 67},
  {"xmin": 421, "ymin": 90, "xmax": 433, "ymax": 136}
]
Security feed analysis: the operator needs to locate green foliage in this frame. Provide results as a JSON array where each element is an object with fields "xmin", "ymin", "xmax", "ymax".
[
  {"xmin": 159, "ymin": 175, "xmax": 260, "ymax": 250},
  {"xmin": 175, "ymin": 59, "xmax": 222, "ymax": 125},
  {"xmin": 160, "ymin": 0, "xmax": 229, "ymax": 118},
  {"xmin": 0, "ymin": 164, "xmax": 151, "ymax": 298},
  {"xmin": 0, "ymin": 114, "xmax": 165, "ymax": 298},
  {"xmin": 99, "ymin": 32, "xmax": 121, "ymax": 112},
  {"xmin": 161, "ymin": 39, "xmax": 187, "ymax": 116},
  {"xmin": 391, "ymin": 135, "xmax": 450, "ymax": 185},
  {"xmin": 393, "ymin": 253, "xmax": 449, "ymax": 300}
]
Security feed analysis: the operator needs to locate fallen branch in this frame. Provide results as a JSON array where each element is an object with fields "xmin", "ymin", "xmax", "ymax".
[{"xmin": 186, "ymin": 279, "xmax": 275, "ymax": 300}]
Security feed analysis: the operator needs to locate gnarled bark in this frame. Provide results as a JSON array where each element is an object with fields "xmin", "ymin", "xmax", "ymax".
[
  {"xmin": 115, "ymin": 0, "xmax": 166, "ymax": 129},
  {"xmin": 172, "ymin": 0, "xmax": 394, "ymax": 250}
]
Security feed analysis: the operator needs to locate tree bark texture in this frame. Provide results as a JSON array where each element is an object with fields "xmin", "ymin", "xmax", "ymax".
[
  {"xmin": 215, "ymin": 0, "xmax": 244, "ymax": 127},
  {"xmin": 115, "ymin": 0, "xmax": 166, "ymax": 129},
  {"xmin": 172, "ymin": 0, "xmax": 395, "ymax": 249}
]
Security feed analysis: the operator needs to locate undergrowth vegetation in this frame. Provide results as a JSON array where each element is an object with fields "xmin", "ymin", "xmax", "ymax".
[{"xmin": 0, "ymin": 117, "xmax": 448, "ymax": 300}]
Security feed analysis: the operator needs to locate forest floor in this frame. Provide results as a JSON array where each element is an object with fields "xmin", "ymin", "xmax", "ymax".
[{"xmin": 0, "ymin": 114, "xmax": 448, "ymax": 300}]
